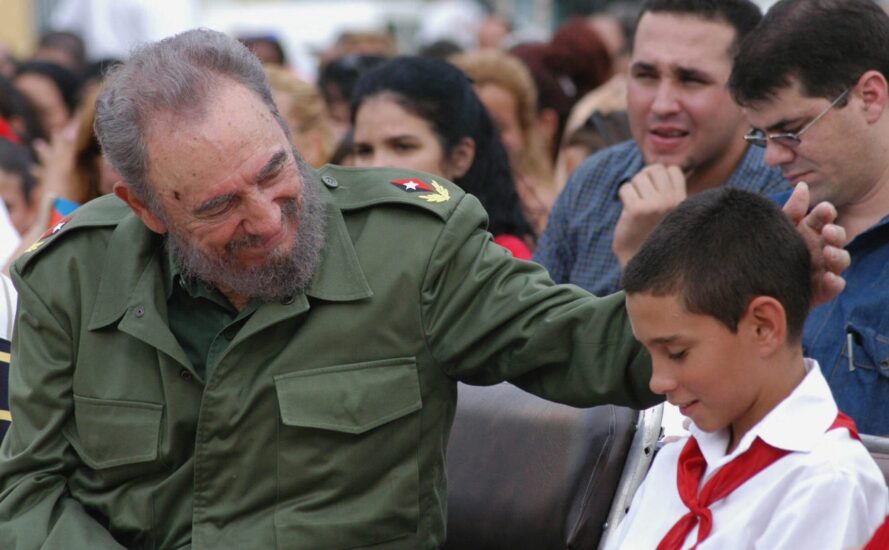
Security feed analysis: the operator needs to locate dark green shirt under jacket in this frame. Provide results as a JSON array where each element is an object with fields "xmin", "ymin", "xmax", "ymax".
[
  {"xmin": 163, "ymin": 252, "xmax": 260, "ymax": 382},
  {"xmin": 0, "ymin": 165, "xmax": 659, "ymax": 549}
]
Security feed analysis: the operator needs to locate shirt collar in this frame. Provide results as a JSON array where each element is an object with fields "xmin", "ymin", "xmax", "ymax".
[
  {"xmin": 162, "ymin": 245, "xmax": 193, "ymax": 300},
  {"xmin": 162, "ymin": 246, "xmax": 244, "ymax": 312},
  {"xmin": 848, "ymin": 212, "xmax": 889, "ymax": 248},
  {"xmin": 691, "ymin": 358, "xmax": 836, "ymax": 467},
  {"xmin": 723, "ymin": 144, "xmax": 768, "ymax": 188}
]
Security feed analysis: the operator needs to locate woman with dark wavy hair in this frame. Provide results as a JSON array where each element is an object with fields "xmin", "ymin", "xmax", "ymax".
[{"xmin": 350, "ymin": 56, "xmax": 535, "ymax": 258}]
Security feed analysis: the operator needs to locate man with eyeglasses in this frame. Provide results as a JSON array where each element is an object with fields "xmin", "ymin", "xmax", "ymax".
[
  {"xmin": 730, "ymin": 0, "xmax": 889, "ymax": 435},
  {"xmin": 535, "ymin": 0, "xmax": 790, "ymax": 298}
]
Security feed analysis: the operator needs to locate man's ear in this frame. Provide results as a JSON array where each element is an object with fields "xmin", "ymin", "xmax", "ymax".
[
  {"xmin": 856, "ymin": 70, "xmax": 888, "ymax": 124},
  {"xmin": 744, "ymin": 296, "xmax": 787, "ymax": 357},
  {"xmin": 113, "ymin": 181, "xmax": 168, "ymax": 234},
  {"xmin": 444, "ymin": 137, "xmax": 476, "ymax": 181}
]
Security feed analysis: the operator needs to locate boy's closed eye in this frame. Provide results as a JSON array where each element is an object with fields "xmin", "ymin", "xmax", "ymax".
[{"xmin": 667, "ymin": 349, "xmax": 688, "ymax": 361}]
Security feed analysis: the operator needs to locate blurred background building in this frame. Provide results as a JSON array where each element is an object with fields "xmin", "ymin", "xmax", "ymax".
[{"xmin": 1, "ymin": 0, "xmax": 782, "ymax": 80}]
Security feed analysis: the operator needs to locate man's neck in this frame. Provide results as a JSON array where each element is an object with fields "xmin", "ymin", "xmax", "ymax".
[
  {"xmin": 834, "ymin": 128, "xmax": 889, "ymax": 240},
  {"xmin": 837, "ymin": 166, "xmax": 889, "ymax": 242},
  {"xmin": 726, "ymin": 351, "xmax": 807, "ymax": 455},
  {"xmin": 216, "ymin": 283, "xmax": 250, "ymax": 311},
  {"xmin": 685, "ymin": 141, "xmax": 750, "ymax": 196}
]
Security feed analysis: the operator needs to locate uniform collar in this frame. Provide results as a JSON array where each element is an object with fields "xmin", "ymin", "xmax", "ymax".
[
  {"xmin": 691, "ymin": 358, "xmax": 836, "ymax": 470},
  {"xmin": 751, "ymin": 358, "xmax": 837, "ymax": 453},
  {"xmin": 88, "ymin": 182, "xmax": 373, "ymax": 331}
]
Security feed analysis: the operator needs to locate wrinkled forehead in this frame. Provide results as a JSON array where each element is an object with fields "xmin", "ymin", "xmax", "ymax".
[{"xmin": 143, "ymin": 83, "xmax": 288, "ymax": 196}]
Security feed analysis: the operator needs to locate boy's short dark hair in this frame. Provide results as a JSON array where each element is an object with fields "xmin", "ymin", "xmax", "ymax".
[
  {"xmin": 730, "ymin": 0, "xmax": 889, "ymax": 105},
  {"xmin": 635, "ymin": 0, "xmax": 763, "ymax": 55},
  {"xmin": 621, "ymin": 188, "xmax": 811, "ymax": 342}
]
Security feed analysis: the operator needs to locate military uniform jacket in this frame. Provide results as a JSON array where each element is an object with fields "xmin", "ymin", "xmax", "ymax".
[{"xmin": 0, "ymin": 166, "xmax": 657, "ymax": 549}]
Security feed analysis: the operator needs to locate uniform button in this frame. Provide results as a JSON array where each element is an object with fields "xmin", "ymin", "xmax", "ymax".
[
  {"xmin": 222, "ymin": 328, "xmax": 236, "ymax": 340},
  {"xmin": 134, "ymin": 306, "xmax": 145, "ymax": 318},
  {"xmin": 281, "ymin": 296, "xmax": 295, "ymax": 305},
  {"xmin": 179, "ymin": 369, "xmax": 192, "ymax": 381},
  {"xmin": 321, "ymin": 175, "xmax": 338, "ymax": 188}
]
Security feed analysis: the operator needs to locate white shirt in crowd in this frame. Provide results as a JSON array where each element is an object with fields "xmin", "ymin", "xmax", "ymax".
[
  {"xmin": 0, "ymin": 201, "xmax": 20, "ymax": 269},
  {"xmin": 0, "ymin": 274, "xmax": 15, "ymax": 341},
  {"xmin": 606, "ymin": 359, "xmax": 888, "ymax": 550}
]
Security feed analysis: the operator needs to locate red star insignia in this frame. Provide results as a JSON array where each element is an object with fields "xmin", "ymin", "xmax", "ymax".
[
  {"xmin": 390, "ymin": 178, "xmax": 433, "ymax": 192},
  {"xmin": 39, "ymin": 216, "xmax": 72, "ymax": 239}
]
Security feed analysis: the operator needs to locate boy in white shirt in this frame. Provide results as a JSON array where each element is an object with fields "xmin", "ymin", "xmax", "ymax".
[{"xmin": 608, "ymin": 188, "xmax": 888, "ymax": 549}]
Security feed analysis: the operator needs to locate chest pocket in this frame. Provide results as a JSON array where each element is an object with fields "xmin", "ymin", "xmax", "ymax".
[
  {"xmin": 274, "ymin": 358, "xmax": 422, "ymax": 432},
  {"xmin": 843, "ymin": 321, "xmax": 889, "ymax": 376},
  {"xmin": 67, "ymin": 395, "xmax": 163, "ymax": 469},
  {"xmin": 272, "ymin": 357, "xmax": 422, "ymax": 550}
]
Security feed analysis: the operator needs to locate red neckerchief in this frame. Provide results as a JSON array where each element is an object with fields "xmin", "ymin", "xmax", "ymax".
[
  {"xmin": 864, "ymin": 515, "xmax": 889, "ymax": 550},
  {"xmin": 657, "ymin": 412, "xmax": 859, "ymax": 550}
]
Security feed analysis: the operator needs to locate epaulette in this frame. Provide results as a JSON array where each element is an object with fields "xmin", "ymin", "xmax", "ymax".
[
  {"xmin": 316, "ymin": 165, "xmax": 465, "ymax": 222},
  {"xmin": 15, "ymin": 194, "xmax": 130, "ymax": 271}
]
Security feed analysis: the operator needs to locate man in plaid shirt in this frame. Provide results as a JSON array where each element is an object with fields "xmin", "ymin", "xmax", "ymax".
[{"xmin": 535, "ymin": 0, "xmax": 788, "ymax": 296}]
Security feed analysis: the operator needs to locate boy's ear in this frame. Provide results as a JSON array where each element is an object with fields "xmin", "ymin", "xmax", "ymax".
[{"xmin": 744, "ymin": 296, "xmax": 787, "ymax": 356}]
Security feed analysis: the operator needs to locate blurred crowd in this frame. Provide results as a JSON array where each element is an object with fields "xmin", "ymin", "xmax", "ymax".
[{"xmin": 0, "ymin": 2, "xmax": 637, "ymax": 271}]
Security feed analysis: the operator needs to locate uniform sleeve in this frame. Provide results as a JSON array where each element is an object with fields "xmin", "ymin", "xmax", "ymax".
[
  {"xmin": 532, "ymin": 172, "xmax": 578, "ymax": 284},
  {"xmin": 753, "ymin": 462, "xmax": 888, "ymax": 550},
  {"xmin": 421, "ymin": 193, "xmax": 660, "ymax": 409},
  {"xmin": 0, "ymin": 272, "xmax": 124, "ymax": 549}
]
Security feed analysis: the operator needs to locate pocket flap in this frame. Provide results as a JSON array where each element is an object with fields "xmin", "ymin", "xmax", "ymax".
[
  {"xmin": 845, "ymin": 322, "xmax": 889, "ymax": 375},
  {"xmin": 274, "ymin": 357, "xmax": 422, "ymax": 434},
  {"xmin": 69, "ymin": 395, "xmax": 163, "ymax": 469}
]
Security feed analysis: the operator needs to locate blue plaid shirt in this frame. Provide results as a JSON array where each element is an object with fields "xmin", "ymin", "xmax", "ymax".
[{"xmin": 534, "ymin": 140, "xmax": 790, "ymax": 295}]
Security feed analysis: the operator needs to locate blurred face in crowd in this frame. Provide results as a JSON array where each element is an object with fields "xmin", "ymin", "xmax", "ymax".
[
  {"xmin": 627, "ymin": 12, "xmax": 748, "ymax": 181},
  {"xmin": 14, "ymin": 72, "xmax": 70, "ymax": 135},
  {"xmin": 246, "ymin": 39, "xmax": 284, "ymax": 66},
  {"xmin": 117, "ymin": 82, "xmax": 324, "ymax": 302},
  {"xmin": 476, "ymin": 83, "xmax": 524, "ymax": 164},
  {"xmin": 0, "ymin": 168, "xmax": 35, "ymax": 236},
  {"xmin": 353, "ymin": 94, "xmax": 466, "ymax": 180},
  {"xmin": 270, "ymin": 88, "xmax": 328, "ymax": 168}
]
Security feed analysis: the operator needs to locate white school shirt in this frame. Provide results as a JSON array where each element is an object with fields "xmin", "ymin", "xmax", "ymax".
[{"xmin": 606, "ymin": 359, "xmax": 888, "ymax": 550}]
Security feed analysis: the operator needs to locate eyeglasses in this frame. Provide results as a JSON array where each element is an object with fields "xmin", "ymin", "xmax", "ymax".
[{"xmin": 744, "ymin": 88, "xmax": 850, "ymax": 149}]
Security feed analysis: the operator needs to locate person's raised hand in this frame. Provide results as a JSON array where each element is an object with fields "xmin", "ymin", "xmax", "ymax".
[
  {"xmin": 33, "ymin": 116, "xmax": 80, "ymax": 200},
  {"xmin": 782, "ymin": 182, "xmax": 850, "ymax": 307},
  {"xmin": 613, "ymin": 163, "xmax": 687, "ymax": 266}
]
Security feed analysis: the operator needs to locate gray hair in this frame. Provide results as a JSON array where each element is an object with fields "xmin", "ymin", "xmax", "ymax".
[{"xmin": 94, "ymin": 28, "xmax": 288, "ymax": 206}]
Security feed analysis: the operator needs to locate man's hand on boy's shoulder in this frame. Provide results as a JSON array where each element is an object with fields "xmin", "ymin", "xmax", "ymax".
[{"xmin": 782, "ymin": 182, "xmax": 850, "ymax": 307}]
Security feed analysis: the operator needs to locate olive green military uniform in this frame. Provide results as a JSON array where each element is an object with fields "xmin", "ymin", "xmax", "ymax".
[{"xmin": 0, "ymin": 166, "xmax": 657, "ymax": 549}]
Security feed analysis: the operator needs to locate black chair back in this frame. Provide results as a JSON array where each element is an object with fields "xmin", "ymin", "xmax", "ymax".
[{"xmin": 444, "ymin": 382, "xmax": 638, "ymax": 549}]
